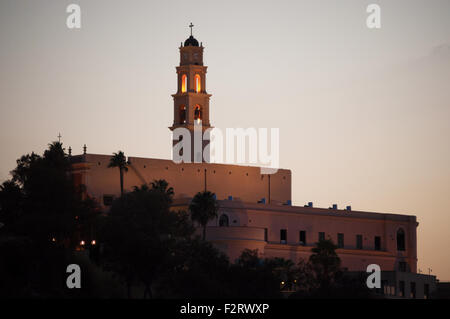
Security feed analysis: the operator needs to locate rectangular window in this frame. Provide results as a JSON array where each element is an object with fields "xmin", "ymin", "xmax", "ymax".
[
  {"xmin": 399, "ymin": 281, "xmax": 405, "ymax": 297},
  {"xmin": 103, "ymin": 195, "xmax": 114, "ymax": 206},
  {"xmin": 356, "ymin": 234, "xmax": 363, "ymax": 249},
  {"xmin": 337, "ymin": 233, "xmax": 344, "ymax": 248},
  {"xmin": 318, "ymin": 232, "xmax": 325, "ymax": 242},
  {"xmin": 280, "ymin": 229, "xmax": 287, "ymax": 244},
  {"xmin": 374, "ymin": 236, "xmax": 381, "ymax": 251},
  {"xmin": 410, "ymin": 282, "xmax": 416, "ymax": 299},
  {"xmin": 299, "ymin": 230, "xmax": 306, "ymax": 246},
  {"xmin": 264, "ymin": 228, "xmax": 268, "ymax": 242}
]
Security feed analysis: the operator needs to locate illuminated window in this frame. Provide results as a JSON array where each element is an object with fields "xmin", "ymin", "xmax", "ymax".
[
  {"xmin": 179, "ymin": 105, "xmax": 186, "ymax": 124},
  {"xmin": 194, "ymin": 74, "xmax": 201, "ymax": 93},
  {"xmin": 194, "ymin": 105, "xmax": 202, "ymax": 123},
  {"xmin": 181, "ymin": 74, "xmax": 187, "ymax": 93}
]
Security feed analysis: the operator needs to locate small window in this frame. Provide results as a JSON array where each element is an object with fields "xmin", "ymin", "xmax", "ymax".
[
  {"xmin": 318, "ymin": 232, "xmax": 325, "ymax": 242},
  {"xmin": 103, "ymin": 195, "xmax": 114, "ymax": 206},
  {"xmin": 181, "ymin": 74, "xmax": 187, "ymax": 93},
  {"xmin": 356, "ymin": 234, "xmax": 363, "ymax": 249},
  {"xmin": 398, "ymin": 281, "xmax": 405, "ymax": 297},
  {"xmin": 374, "ymin": 236, "xmax": 381, "ymax": 251},
  {"xmin": 382, "ymin": 280, "xmax": 388, "ymax": 295},
  {"xmin": 194, "ymin": 104, "xmax": 202, "ymax": 123},
  {"xmin": 337, "ymin": 233, "xmax": 344, "ymax": 248},
  {"xmin": 299, "ymin": 230, "xmax": 306, "ymax": 246},
  {"xmin": 219, "ymin": 214, "xmax": 229, "ymax": 227},
  {"xmin": 194, "ymin": 74, "xmax": 201, "ymax": 93},
  {"xmin": 264, "ymin": 228, "xmax": 268, "ymax": 242},
  {"xmin": 179, "ymin": 105, "xmax": 186, "ymax": 124},
  {"xmin": 397, "ymin": 228, "xmax": 406, "ymax": 251},
  {"xmin": 410, "ymin": 282, "xmax": 416, "ymax": 299},
  {"xmin": 280, "ymin": 229, "xmax": 287, "ymax": 244},
  {"xmin": 424, "ymin": 284, "xmax": 429, "ymax": 299}
]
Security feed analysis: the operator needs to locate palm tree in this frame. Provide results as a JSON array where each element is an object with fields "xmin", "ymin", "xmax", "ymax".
[
  {"xmin": 108, "ymin": 151, "xmax": 128, "ymax": 196},
  {"xmin": 150, "ymin": 179, "xmax": 174, "ymax": 200},
  {"xmin": 309, "ymin": 239, "xmax": 341, "ymax": 292},
  {"xmin": 189, "ymin": 191, "xmax": 219, "ymax": 241}
]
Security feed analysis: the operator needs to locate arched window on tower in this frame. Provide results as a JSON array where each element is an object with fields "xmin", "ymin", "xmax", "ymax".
[
  {"xmin": 179, "ymin": 105, "xmax": 186, "ymax": 124},
  {"xmin": 219, "ymin": 214, "xmax": 229, "ymax": 227},
  {"xmin": 194, "ymin": 74, "xmax": 201, "ymax": 93},
  {"xmin": 397, "ymin": 228, "xmax": 406, "ymax": 251},
  {"xmin": 181, "ymin": 74, "xmax": 187, "ymax": 93},
  {"xmin": 194, "ymin": 105, "xmax": 202, "ymax": 124}
]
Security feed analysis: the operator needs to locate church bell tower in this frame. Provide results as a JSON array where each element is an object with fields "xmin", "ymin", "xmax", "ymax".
[{"xmin": 170, "ymin": 23, "xmax": 212, "ymax": 163}]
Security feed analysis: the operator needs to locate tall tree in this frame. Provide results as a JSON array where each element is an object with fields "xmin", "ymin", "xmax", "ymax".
[
  {"xmin": 108, "ymin": 151, "xmax": 128, "ymax": 196},
  {"xmin": 97, "ymin": 182, "xmax": 194, "ymax": 298},
  {"xmin": 0, "ymin": 141, "xmax": 99, "ymax": 297},
  {"xmin": 309, "ymin": 239, "xmax": 342, "ymax": 294},
  {"xmin": 189, "ymin": 191, "xmax": 219, "ymax": 241}
]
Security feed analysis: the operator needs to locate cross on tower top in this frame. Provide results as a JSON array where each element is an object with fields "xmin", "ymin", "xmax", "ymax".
[
  {"xmin": 57, "ymin": 133, "xmax": 62, "ymax": 142},
  {"xmin": 189, "ymin": 22, "xmax": 194, "ymax": 36}
]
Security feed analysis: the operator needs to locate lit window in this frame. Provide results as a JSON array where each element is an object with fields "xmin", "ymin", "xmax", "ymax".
[
  {"xmin": 194, "ymin": 105, "xmax": 202, "ymax": 123},
  {"xmin": 195, "ymin": 74, "xmax": 201, "ymax": 93},
  {"xmin": 181, "ymin": 74, "xmax": 187, "ymax": 93}
]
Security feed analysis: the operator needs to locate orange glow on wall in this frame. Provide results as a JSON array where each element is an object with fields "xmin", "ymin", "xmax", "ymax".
[
  {"xmin": 181, "ymin": 74, "xmax": 187, "ymax": 93},
  {"xmin": 194, "ymin": 104, "xmax": 202, "ymax": 122},
  {"xmin": 195, "ymin": 74, "xmax": 201, "ymax": 93}
]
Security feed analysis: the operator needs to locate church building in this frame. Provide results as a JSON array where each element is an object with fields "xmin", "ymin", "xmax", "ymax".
[{"xmin": 70, "ymin": 27, "xmax": 436, "ymax": 298}]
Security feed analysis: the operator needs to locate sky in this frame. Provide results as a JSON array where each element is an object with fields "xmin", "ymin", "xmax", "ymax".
[{"xmin": 0, "ymin": 0, "xmax": 449, "ymax": 280}]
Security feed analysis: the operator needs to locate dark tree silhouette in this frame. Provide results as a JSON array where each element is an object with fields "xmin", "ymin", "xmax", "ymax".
[
  {"xmin": 97, "ymin": 182, "xmax": 194, "ymax": 298},
  {"xmin": 189, "ymin": 191, "xmax": 219, "ymax": 240},
  {"xmin": 0, "ymin": 141, "xmax": 99, "ymax": 297},
  {"xmin": 150, "ymin": 179, "xmax": 174, "ymax": 201},
  {"xmin": 309, "ymin": 238, "xmax": 342, "ymax": 294},
  {"xmin": 108, "ymin": 151, "xmax": 128, "ymax": 196}
]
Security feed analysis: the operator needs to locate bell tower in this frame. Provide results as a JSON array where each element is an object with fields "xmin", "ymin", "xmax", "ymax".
[{"xmin": 170, "ymin": 23, "xmax": 212, "ymax": 163}]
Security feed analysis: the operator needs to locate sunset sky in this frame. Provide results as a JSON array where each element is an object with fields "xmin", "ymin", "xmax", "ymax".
[{"xmin": 1, "ymin": 0, "xmax": 449, "ymax": 280}]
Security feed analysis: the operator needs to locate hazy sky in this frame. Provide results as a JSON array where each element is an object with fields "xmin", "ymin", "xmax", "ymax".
[{"xmin": 1, "ymin": 0, "xmax": 449, "ymax": 280}]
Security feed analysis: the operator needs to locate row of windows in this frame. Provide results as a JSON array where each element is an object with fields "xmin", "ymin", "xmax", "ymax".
[
  {"xmin": 382, "ymin": 281, "xmax": 428, "ymax": 299},
  {"xmin": 181, "ymin": 74, "xmax": 201, "ymax": 93},
  {"xmin": 274, "ymin": 229, "xmax": 406, "ymax": 251}
]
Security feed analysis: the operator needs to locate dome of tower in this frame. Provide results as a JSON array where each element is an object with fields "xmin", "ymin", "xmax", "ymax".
[{"xmin": 184, "ymin": 35, "xmax": 199, "ymax": 47}]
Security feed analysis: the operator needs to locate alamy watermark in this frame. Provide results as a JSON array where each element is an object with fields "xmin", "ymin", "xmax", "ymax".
[
  {"xmin": 366, "ymin": 264, "xmax": 381, "ymax": 289},
  {"xmin": 172, "ymin": 123, "xmax": 280, "ymax": 174}
]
